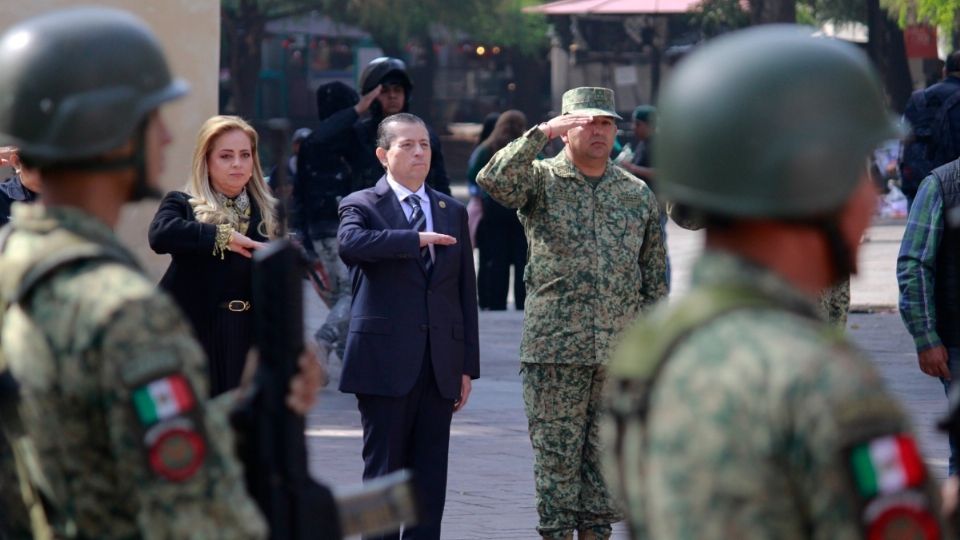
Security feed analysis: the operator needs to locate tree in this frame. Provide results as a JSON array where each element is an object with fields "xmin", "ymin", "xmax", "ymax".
[
  {"xmin": 317, "ymin": 0, "xmax": 548, "ymax": 125},
  {"xmin": 222, "ymin": 0, "xmax": 317, "ymax": 118}
]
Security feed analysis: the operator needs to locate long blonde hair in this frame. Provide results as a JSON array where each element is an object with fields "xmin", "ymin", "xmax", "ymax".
[{"xmin": 186, "ymin": 115, "xmax": 278, "ymax": 239}]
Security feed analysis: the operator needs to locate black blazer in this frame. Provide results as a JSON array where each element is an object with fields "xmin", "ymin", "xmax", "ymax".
[
  {"xmin": 148, "ymin": 191, "xmax": 267, "ymax": 338},
  {"xmin": 337, "ymin": 177, "xmax": 479, "ymax": 399}
]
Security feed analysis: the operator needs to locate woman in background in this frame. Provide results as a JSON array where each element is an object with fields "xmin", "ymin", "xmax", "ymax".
[
  {"xmin": 466, "ymin": 110, "xmax": 528, "ymax": 311},
  {"xmin": 149, "ymin": 115, "xmax": 278, "ymax": 395}
]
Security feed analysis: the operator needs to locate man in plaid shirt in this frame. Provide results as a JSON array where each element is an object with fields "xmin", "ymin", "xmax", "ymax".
[{"xmin": 897, "ymin": 158, "xmax": 960, "ymax": 475}]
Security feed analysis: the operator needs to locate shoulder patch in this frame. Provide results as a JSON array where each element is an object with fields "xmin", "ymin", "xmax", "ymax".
[
  {"xmin": 130, "ymin": 372, "xmax": 208, "ymax": 482},
  {"xmin": 843, "ymin": 432, "xmax": 940, "ymax": 539}
]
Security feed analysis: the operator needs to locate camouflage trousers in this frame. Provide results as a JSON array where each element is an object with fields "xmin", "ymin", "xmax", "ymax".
[
  {"xmin": 818, "ymin": 278, "xmax": 850, "ymax": 329},
  {"xmin": 311, "ymin": 236, "xmax": 351, "ymax": 359},
  {"xmin": 521, "ymin": 363, "xmax": 621, "ymax": 538}
]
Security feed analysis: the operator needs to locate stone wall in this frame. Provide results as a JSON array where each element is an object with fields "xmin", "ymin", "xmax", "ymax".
[{"xmin": 0, "ymin": 1, "xmax": 219, "ymax": 279}]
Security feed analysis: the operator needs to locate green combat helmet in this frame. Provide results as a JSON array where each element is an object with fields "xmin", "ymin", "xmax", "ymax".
[
  {"xmin": 0, "ymin": 6, "xmax": 187, "ymax": 197},
  {"xmin": 655, "ymin": 25, "xmax": 901, "ymax": 220}
]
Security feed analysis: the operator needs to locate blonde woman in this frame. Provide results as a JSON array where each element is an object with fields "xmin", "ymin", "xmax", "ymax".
[{"xmin": 149, "ymin": 115, "xmax": 278, "ymax": 396}]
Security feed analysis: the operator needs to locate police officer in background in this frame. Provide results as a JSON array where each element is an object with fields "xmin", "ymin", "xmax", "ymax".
[
  {"xmin": 352, "ymin": 57, "xmax": 452, "ymax": 194},
  {"xmin": 602, "ymin": 26, "xmax": 949, "ymax": 539},
  {"xmin": 0, "ymin": 8, "xmax": 319, "ymax": 538}
]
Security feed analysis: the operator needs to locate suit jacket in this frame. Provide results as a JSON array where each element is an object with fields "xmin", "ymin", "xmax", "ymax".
[{"xmin": 337, "ymin": 177, "xmax": 479, "ymax": 399}]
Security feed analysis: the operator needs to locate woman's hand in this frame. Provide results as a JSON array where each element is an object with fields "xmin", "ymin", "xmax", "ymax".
[{"xmin": 228, "ymin": 231, "xmax": 266, "ymax": 258}]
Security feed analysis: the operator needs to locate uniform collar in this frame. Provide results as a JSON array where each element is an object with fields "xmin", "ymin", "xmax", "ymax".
[
  {"xmin": 10, "ymin": 203, "xmax": 140, "ymax": 267},
  {"xmin": 545, "ymin": 150, "xmax": 616, "ymax": 184},
  {"xmin": 692, "ymin": 249, "xmax": 821, "ymax": 319}
]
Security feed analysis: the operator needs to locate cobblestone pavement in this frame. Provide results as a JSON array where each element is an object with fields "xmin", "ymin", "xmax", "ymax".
[{"xmin": 304, "ymin": 218, "xmax": 949, "ymax": 539}]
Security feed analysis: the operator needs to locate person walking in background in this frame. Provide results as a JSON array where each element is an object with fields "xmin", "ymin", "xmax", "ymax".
[
  {"xmin": 294, "ymin": 81, "xmax": 380, "ymax": 383},
  {"xmin": 478, "ymin": 88, "xmax": 668, "ymax": 540},
  {"xmin": 149, "ymin": 115, "xmax": 278, "ymax": 396},
  {"xmin": 468, "ymin": 110, "xmax": 529, "ymax": 311},
  {"xmin": 897, "ymin": 151, "xmax": 960, "ymax": 476},
  {"xmin": 352, "ymin": 57, "xmax": 451, "ymax": 195},
  {"xmin": 0, "ymin": 147, "xmax": 40, "ymax": 227},
  {"xmin": 605, "ymin": 26, "xmax": 945, "ymax": 539},
  {"xmin": 337, "ymin": 113, "xmax": 479, "ymax": 539}
]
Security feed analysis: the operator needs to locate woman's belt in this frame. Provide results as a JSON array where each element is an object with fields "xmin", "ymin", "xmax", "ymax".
[{"xmin": 219, "ymin": 300, "xmax": 251, "ymax": 312}]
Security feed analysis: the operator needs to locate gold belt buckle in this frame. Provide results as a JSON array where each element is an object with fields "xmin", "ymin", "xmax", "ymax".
[{"xmin": 227, "ymin": 300, "xmax": 250, "ymax": 312}]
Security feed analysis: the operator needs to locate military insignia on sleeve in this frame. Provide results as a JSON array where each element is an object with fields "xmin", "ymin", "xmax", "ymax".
[
  {"xmin": 846, "ymin": 433, "xmax": 940, "ymax": 539},
  {"xmin": 131, "ymin": 373, "xmax": 207, "ymax": 482},
  {"xmin": 132, "ymin": 374, "xmax": 196, "ymax": 425}
]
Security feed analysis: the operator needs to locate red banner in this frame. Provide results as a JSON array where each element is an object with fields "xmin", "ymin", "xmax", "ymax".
[{"xmin": 905, "ymin": 25, "xmax": 938, "ymax": 59}]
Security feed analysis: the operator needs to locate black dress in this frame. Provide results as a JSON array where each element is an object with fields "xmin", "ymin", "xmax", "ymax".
[{"xmin": 148, "ymin": 190, "xmax": 268, "ymax": 396}]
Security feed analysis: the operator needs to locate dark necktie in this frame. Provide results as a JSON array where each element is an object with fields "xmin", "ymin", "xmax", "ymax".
[{"xmin": 405, "ymin": 195, "xmax": 433, "ymax": 273}]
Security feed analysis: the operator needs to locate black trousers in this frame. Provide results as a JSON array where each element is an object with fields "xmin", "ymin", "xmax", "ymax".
[
  {"xmin": 356, "ymin": 352, "xmax": 455, "ymax": 540},
  {"xmin": 477, "ymin": 201, "xmax": 527, "ymax": 311}
]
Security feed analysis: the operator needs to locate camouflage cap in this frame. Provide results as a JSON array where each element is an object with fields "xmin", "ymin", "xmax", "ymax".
[{"xmin": 561, "ymin": 87, "xmax": 623, "ymax": 119}]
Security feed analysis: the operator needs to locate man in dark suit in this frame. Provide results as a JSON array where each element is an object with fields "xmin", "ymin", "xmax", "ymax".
[{"xmin": 337, "ymin": 113, "xmax": 480, "ymax": 539}]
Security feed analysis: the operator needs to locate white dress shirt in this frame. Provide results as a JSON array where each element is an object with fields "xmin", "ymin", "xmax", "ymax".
[{"xmin": 386, "ymin": 174, "xmax": 434, "ymax": 260}]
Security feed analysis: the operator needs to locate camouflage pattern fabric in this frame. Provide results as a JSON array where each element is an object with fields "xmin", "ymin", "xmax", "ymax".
[
  {"xmin": 603, "ymin": 250, "xmax": 946, "ymax": 539},
  {"xmin": 0, "ymin": 204, "xmax": 266, "ymax": 539},
  {"xmin": 479, "ymin": 126, "xmax": 665, "ymax": 537},
  {"xmin": 522, "ymin": 363, "xmax": 621, "ymax": 539},
  {"xmin": 561, "ymin": 87, "xmax": 623, "ymax": 120},
  {"xmin": 477, "ymin": 126, "xmax": 669, "ymax": 366},
  {"xmin": 819, "ymin": 278, "xmax": 851, "ymax": 328}
]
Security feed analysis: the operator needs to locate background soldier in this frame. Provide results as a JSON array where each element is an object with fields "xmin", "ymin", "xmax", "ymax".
[
  {"xmin": 603, "ymin": 26, "xmax": 947, "ymax": 539},
  {"xmin": 0, "ymin": 8, "xmax": 319, "ymax": 537},
  {"xmin": 478, "ymin": 87, "xmax": 668, "ymax": 540},
  {"xmin": 352, "ymin": 57, "xmax": 452, "ymax": 195}
]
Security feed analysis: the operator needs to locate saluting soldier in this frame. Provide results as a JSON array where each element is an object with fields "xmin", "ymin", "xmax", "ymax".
[
  {"xmin": 478, "ymin": 87, "xmax": 668, "ymax": 540},
  {"xmin": 602, "ymin": 26, "xmax": 948, "ymax": 539},
  {"xmin": 0, "ymin": 8, "xmax": 319, "ymax": 538}
]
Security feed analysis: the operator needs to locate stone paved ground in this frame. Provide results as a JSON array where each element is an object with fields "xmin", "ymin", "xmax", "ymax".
[{"xmin": 304, "ymin": 218, "xmax": 951, "ymax": 539}]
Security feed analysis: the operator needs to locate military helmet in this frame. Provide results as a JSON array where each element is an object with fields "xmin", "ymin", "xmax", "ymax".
[
  {"xmin": 0, "ymin": 7, "xmax": 188, "ymax": 165},
  {"xmin": 655, "ymin": 25, "xmax": 901, "ymax": 219},
  {"xmin": 359, "ymin": 57, "xmax": 413, "ymax": 95}
]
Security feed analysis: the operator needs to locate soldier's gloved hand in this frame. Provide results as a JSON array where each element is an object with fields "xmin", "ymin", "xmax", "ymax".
[{"xmin": 355, "ymin": 84, "xmax": 382, "ymax": 115}]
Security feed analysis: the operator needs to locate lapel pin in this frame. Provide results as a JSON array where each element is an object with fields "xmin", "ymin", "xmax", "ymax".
[{"xmin": 439, "ymin": 201, "xmax": 446, "ymax": 209}]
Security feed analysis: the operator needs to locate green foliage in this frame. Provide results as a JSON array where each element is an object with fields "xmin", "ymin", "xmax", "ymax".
[
  {"xmin": 317, "ymin": 0, "xmax": 548, "ymax": 54},
  {"xmin": 884, "ymin": 0, "xmax": 959, "ymax": 28},
  {"xmin": 691, "ymin": 0, "xmax": 751, "ymax": 38},
  {"xmin": 802, "ymin": 0, "xmax": 867, "ymax": 23}
]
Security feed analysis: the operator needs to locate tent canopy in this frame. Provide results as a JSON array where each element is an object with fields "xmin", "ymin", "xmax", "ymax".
[{"xmin": 523, "ymin": 0, "xmax": 701, "ymax": 15}]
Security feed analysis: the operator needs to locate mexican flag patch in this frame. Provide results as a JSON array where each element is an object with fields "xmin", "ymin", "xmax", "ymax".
[
  {"xmin": 132, "ymin": 374, "xmax": 196, "ymax": 426},
  {"xmin": 850, "ymin": 434, "xmax": 925, "ymax": 498}
]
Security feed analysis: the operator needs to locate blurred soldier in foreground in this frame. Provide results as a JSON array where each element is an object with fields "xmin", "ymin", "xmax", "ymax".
[
  {"xmin": 0, "ymin": 8, "xmax": 320, "ymax": 537},
  {"xmin": 478, "ymin": 88, "xmax": 668, "ymax": 539},
  {"xmin": 603, "ymin": 26, "xmax": 947, "ymax": 539}
]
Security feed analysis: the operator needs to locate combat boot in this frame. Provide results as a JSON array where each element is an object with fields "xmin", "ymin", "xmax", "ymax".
[{"xmin": 578, "ymin": 529, "xmax": 609, "ymax": 540}]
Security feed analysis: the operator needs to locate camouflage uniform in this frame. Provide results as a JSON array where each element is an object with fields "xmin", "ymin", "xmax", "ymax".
[
  {"xmin": 0, "ymin": 204, "xmax": 267, "ymax": 538},
  {"xmin": 605, "ymin": 25, "xmax": 945, "ymax": 540},
  {"xmin": 819, "ymin": 278, "xmax": 851, "ymax": 328},
  {"xmin": 604, "ymin": 251, "xmax": 944, "ymax": 539},
  {"xmin": 478, "ymin": 96, "xmax": 668, "ymax": 537}
]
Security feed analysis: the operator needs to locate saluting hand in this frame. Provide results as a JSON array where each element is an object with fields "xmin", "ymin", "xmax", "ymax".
[
  {"xmin": 228, "ymin": 231, "xmax": 266, "ymax": 258},
  {"xmin": 354, "ymin": 84, "xmax": 383, "ymax": 115},
  {"xmin": 539, "ymin": 114, "xmax": 594, "ymax": 139},
  {"xmin": 419, "ymin": 232, "xmax": 457, "ymax": 248}
]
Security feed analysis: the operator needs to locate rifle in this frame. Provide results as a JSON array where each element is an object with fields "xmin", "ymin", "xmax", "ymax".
[{"xmin": 230, "ymin": 120, "xmax": 418, "ymax": 539}]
